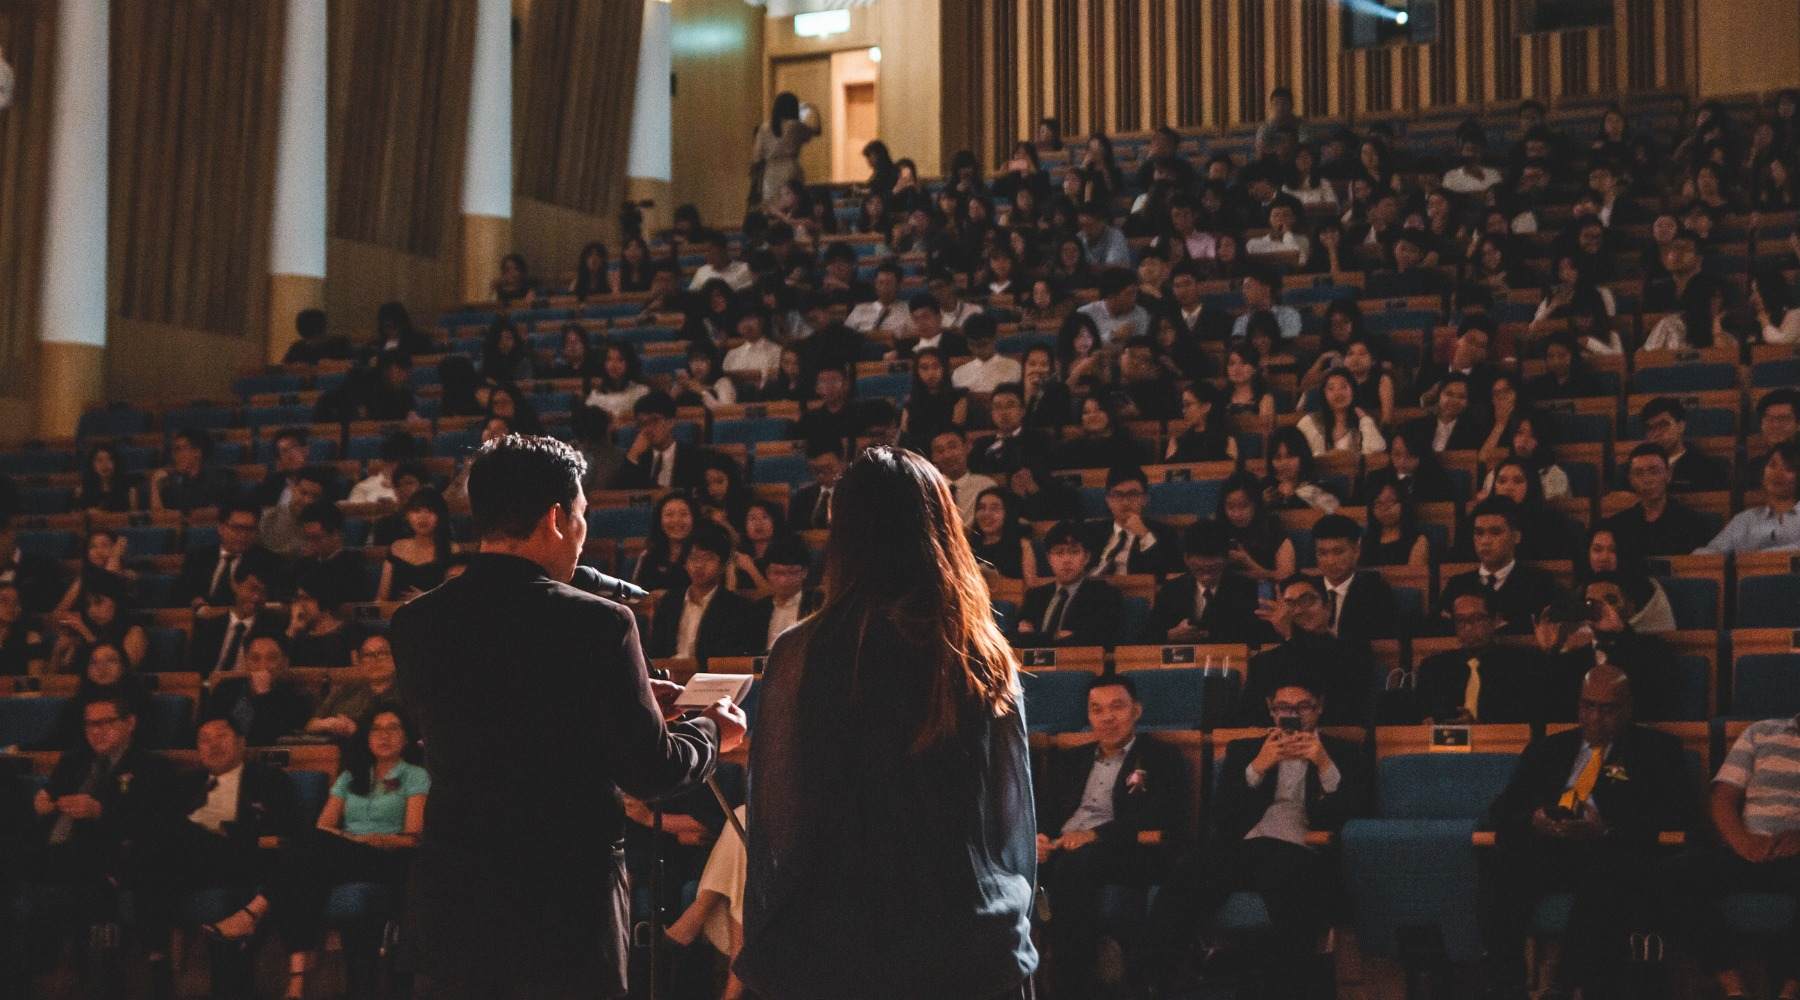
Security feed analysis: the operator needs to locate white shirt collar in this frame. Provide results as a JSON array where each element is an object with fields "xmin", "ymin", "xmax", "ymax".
[{"xmin": 1481, "ymin": 560, "xmax": 1516, "ymax": 586}]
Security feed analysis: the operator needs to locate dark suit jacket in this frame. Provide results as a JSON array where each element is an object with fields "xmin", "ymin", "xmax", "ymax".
[
  {"xmin": 187, "ymin": 610, "xmax": 287, "ymax": 678},
  {"xmin": 1210, "ymin": 734, "xmax": 1370, "ymax": 845},
  {"xmin": 1403, "ymin": 412, "xmax": 1490, "ymax": 453},
  {"xmin": 617, "ymin": 442, "xmax": 709, "ymax": 491},
  {"xmin": 204, "ymin": 678, "xmax": 316, "ymax": 746},
  {"xmin": 787, "ymin": 483, "xmax": 833, "ymax": 531},
  {"xmin": 645, "ymin": 585, "xmax": 759, "ymax": 660},
  {"xmin": 391, "ymin": 553, "xmax": 718, "ymax": 994},
  {"xmin": 1038, "ymin": 735, "xmax": 1188, "ymax": 871},
  {"xmin": 1017, "ymin": 579, "xmax": 1125, "ymax": 647},
  {"xmin": 41, "ymin": 742, "xmax": 179, "ymax": 866},
  {"xmin": 1414, "ymin": 644, "xmax": 1548, "ymax": 724},
  {"xmin": 1, "ymin": 550, "xmax": 63, "ymax": 616},
  {"xmin": 971, "ymin": 428, "xmax": 1054, "ymax": 477},
  {"xmin": 1546, "ymin": 629, "xmax": 1680, "ymax": 723},
  {"xmin": 1167, "ymin": 303, "xmax": 1234, "ymax": 344},
  {"xmin": 1669, "ymin": 449, "xmax": 1728, "ymax": 494},
  {"xmin": 1149, "ymin": 573, "xmax": 1269, "ymax": 644},
  {"xmin": 747, "ymin": 591, "xmax": 821, "ymax": 652},
  {"xmin": 176, "ymin": 545, "xmax": 284, "ymax": 608},
  {"xmin": 173, "ymin": 760, "xmax": 300, "ymax": 847},
  {"xmin": 1487, "ymin": 725, "xmax": 1695, "ymax": 847},
  {"xmin": 1442, "ymin": 564, "xmax": 1563, "ymax": 634},
  {"xmin": 1331, "ymin": 571, "xmax": 1399, "ymax": 644},
  {"xmin": 1239, "ymin": 632, "xmax": 1376, "ymax": 728},
  {"xmin": 1084, "ymin": 518, "xmax": 1184, "ymax": 577}
]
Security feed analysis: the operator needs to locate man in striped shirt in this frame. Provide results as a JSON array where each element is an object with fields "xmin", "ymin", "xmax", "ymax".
[{"xmin": 1664, "ymin": 716, "xmax": 1800, "ymax": 1000}]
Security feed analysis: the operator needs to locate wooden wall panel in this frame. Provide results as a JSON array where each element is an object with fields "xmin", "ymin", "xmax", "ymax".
[
  {"xmin": 0, "ymin": 0, "xmax": 54, "ymax": 396},
  {"xmin": 517, "ymin": 0, "xmax": 642, "ymax": 215}
]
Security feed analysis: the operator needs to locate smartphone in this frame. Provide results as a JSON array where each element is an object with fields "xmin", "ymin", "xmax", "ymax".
[
  {"xmin": 1258, "ymin": 580, "xmax": 1276, "ymax": 603},
  {"xmin": 1277, "ymin": 716, "xmax": 1302, "ymax": 733}
]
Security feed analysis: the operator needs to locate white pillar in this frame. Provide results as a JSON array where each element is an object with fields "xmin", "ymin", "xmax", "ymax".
[
  {"xmin": 462, "ymin": 0, "xmax": 512, "ymax": 219},
  {"xmin": 271, "ymin": 0, "xmax": 327, "ymax": 281},
  {"xmin": 39, "ymin": 0, "xmax": 108, "ymax": 350},
  {"xmin": 628, "ymin": 0, "xmax": 673, "ymax": 185}
]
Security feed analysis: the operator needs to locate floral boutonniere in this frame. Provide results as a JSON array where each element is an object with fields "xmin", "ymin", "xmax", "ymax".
[
  {"xmin": 1125, "ymin": 769, "xmax": 1149, "ymax": 795},
  {"xmin": 115, "ymin": 772, "xmax": 133, "ymax": 794},
  {"xmin": 1602, "ymin": 764, "xmax": 1629, "ymax": 782},
  {"xmin": 382, "ymin": 777, "xmax": 402, "ymax": 794}
]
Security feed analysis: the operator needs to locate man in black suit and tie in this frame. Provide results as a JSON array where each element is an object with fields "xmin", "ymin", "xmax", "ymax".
[
  {"xmin": 1239, "ymin": 575, "xmax": 1377, "ymax": 728},
  {"xmin": 392, "ymin": 434, "xmax": 744, "ymax": 999},
  {"xmin": 1016, "ymin": 521, "xmax": 1125, "ymax": 647},
  {"xmin": 1150, "ymin": 521, "xmax": 1268, "ymax": 644},
  {"xmin": 1086, "ymin": 466, "xmax": 1183, "ymax": 579},
  {"xmin": 1312, "ymin": 514, "xmax": 1400, "ymax": 643},
  {"xmin": 747, "ymin": 538, "xmax": 818, "ymax": 652},
  {"xmin": 786, "ymin": 437, "xmax": 845, "ymax": 531},
  {"xmin": 1036, "ymin": 675, "xmax": 1186, "ymax": 999},
  {"xmin": 176, "ymin": 502, "xmax": 282, "ymax": 609},
  {"xmin": 646, "ymin": 523, "xmax": 758, "ymax": 661},
  {"xmin": 1441, "ymin": 497, "xmax": 1562, "ymax": 635},
  {"xmin": 970, "ymin": 383, "xmax": 1053, "ymax": 478},
  {"xmin": 188, "ymin": 561, "xmax": 285, "ymax": 679},
  {"xmin": 620, "ymin": 392, "xmax": 707, "ymax": 491},
  {"xmin": 295, "ymin": 501, "xmax": 370, "ymax": 605},
  {"xmin": 1148, "ymin": 670, "xmax": 1370, "ymax": 995},
  {"xmin": 1412, "ymin": 589, "xmax": 1548, "ymax": 724},
  {"xmin": 1413, "ymin": 320, "xmax": 1499, "ymax": 410},
  {"xmin": 1639, "ymin": 397, "xmax": 1730, "ymax": 494},
  {"xmin": 1167, "ymin": 260, "xmax": 1233, "ymax": 344},
  {"xmin": 1480, "ymin": 665, "xmax": 1694, "ymax": 1000},
  {"xmin": 1405, "ymin": 372, "xmax": 1492, "ymax": 455}
]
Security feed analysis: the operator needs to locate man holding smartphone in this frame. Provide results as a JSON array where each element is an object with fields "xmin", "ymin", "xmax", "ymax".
[{"xmin": 1145, "ymin": 671, "xmax": 1369, "ymax": 996}]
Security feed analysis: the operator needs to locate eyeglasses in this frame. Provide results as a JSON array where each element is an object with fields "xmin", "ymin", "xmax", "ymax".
[
  {"xmin": 1283, "ymin": 592, "xmax": 1323, "ymax": 607},
  {"xmin": 369, "ymin": 723, "xmax": 407, "ymax": 734},
  {"xmin": 359, "ymin": 648, "xmax": 394, "ymax": 660},
  {"xmin": 1107, "ymin": 489, "xmax": 1147, "ymax": 501},
  {"xmin": 1270, "ymin": 702, "xmax": 1319, "ymax": 714},
  {"xmin": 84, "ymin": 716, "xmax": 124, "ymax": 729}
]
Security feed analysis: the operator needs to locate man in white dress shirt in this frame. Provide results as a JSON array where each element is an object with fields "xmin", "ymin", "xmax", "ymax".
[{"xmin": 930, "ymin": 428, "xmax": 997, "ymax": 526}]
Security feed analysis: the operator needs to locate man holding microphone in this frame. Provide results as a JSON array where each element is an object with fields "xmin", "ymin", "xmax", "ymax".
[{"xmin": 394, "ymin": 434, "xmax": 746, "ymax": 998}]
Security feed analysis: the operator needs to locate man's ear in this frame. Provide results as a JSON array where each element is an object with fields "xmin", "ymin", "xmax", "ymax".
[{"xmin": 540, "ymin": 503, "xmax": 569, "ymax": 540}]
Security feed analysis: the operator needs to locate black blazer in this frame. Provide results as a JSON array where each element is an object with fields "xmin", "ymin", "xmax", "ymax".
[
  {"xmin": 391, "ymin": 553, "xmax": 719, "ymax": 995},
  {"xmin": 1148, "ymin": 573, "xmax": 1269, "ymax": 644},
  {"xmin": 1038, "ymin": 735, "xmax": 1188, "ymax": 862},
  {"xmin": 204, "ymin": 678, "xmax": 316, "ymax": 747},
  {"xmin": 1413, "ymin": 644, "xmax": 1548, "ymax": 724},
  {"xmin": 1670, "ymin": 449, "xmax": 1730, "ymax": 494},
  {"xmin": 971, "ymin": 428, "xmax": 1054, "ymax": 478},
  {"xmin": 41, "ymin": 742, "xmax": 179, "ymax": 863},
  {"xmin": 174, "ymin": 760, "xmax": 301, "ymax": 846},
  {"xmin": 1239, "ymin": 632, "xmax": 1376, "ymax": 728},
  {"xmin": 1441, "ymin": 564, "xmax": 1563, "ymax": 634},
  {"xmin": 1016, "ymin": 579, "xmax": 1125, "ymax": 647},
  {"xmin": 1486, "ymin": 725, "xmax": 1695, "ymax": 847},
  {"xmin": 617, "ymin": 442, "xmax": 709, "ymax": 491},
  {"xmin": 1210, "ymin": 734, "xmax": 1370, "ymax": 845},
  {"xmin": 1083, "ymin": 518, "xmax": 1184, "ymax": 577},
  {"xmin": 188, "ymin": 610, "xmax": 287, "ymax": 678},
  {"xmin": 646, "ymin": 586, "xmax": 759, "ymax": 661},
  {"xmin": 1403, "ymin": 413, "xmax": 1490, "ymax": 454},
  {"xmin": 176, "ymin": 546, "xmax": 284, "ymax": 608},
  {"xmin": 1330, "ymin": 571, "xmax": 1400, "ymax": 643},
  {"xmin": 746, "ymin": 591, "xmax": 822, "ymax": 652}
]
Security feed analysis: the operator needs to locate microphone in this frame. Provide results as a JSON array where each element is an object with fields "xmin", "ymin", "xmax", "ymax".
[{"xmin": 571, "ymin": 565, "xmax": 651, "ymax": 603}]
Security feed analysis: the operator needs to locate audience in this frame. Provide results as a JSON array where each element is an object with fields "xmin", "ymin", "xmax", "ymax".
[
  {"xmin": 1150, "ymin": 521, "xmax": 1265, "ymax": 644},
  {"xmin": 1239, "ymin": 575, "xmax": 1375, "ymax": 727},
  {"xmin": 189, "ymin": 562, "xmax": 284, "ymax": 679},
  {"xmin": 206, "ymin": 633, "xmax": 316, "ymax": 746},
  {"xmin": 1441, "ymin": 498, "xmax": 1561, "ymax": 633},
  {"xmin": 1016, "ymin": 521, "xmax": 1124, "ymax": 647},
  {"xmin": 1087, "ymin": 466, "xmax": 1181, "ymax": 577},
  {"xmin": 1413, "ymin": 589, "xmax": 1547, "ymax": 724},
  {"xmin": 1698, "ymin": 440, "xmax": 1800, "ymax": 553},
  {"xmin": 375, "ymin": 487, "xmax": 454, "ymax": 603},
  {"xmin": 645, "ymin": 523, "xmax": 757, "ymax": 660}
]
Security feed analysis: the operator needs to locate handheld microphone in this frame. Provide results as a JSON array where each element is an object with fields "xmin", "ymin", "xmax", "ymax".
[{"xmin": 571, "ymin": 565, "xmax": 651, "ymax": 603}]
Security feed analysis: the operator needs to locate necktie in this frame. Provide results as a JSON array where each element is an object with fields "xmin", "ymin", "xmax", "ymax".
[
  {"xmin": 1559, "ymin": 747, "xmax": 1605, "ymax": 811},
  {"xmin": 1481, "ymin": 571, "xmax": 1498, "ymax": 593},
  {"xmin": 1326, "ymin": 588, "xmax": 1342, "ymax": 634},
  {"xmin": 1193, "ymin": 586, "xmax": 1211, "ymax": 623},
  {"xmin": 813, "ymin": 487, "xmax": 832, "ymax": 527},
  {"xmin": 205, "ymin": 775, "xmax": 220, "ymax": 795},
  {"xmin": 1097, "ymin": 532, "xmax": 1131, "ymax": 576},
  {"xmin": 210, "ymin": 555, "xmax": 238, "ymax": 604},
  {"xmin": 214, "ymin": 621, "xmax": 246, "ymax": 676},
  {"xmin": 872, "ymin": 304, "xmax": 891, "ymax": 333},
  {"xmin": 1462, "ymin": 657, "xmax": 1482, "ymax": 721},
  {"xmin": 48, "ymin": 755, "xmax": 112, "ymax": 846},
  {"xmin": 650, "ymin": 451, "xmax": 665, "ymax": 486},
  {"xmin": 1043, "ymin": 586, "xmax": 1072, "ymax": 635}
]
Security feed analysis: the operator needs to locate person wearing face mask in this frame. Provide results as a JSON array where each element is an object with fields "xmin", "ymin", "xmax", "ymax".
[
  {"xmin": 1533, "ymin": 575, "xmax": 1678, "ymax": 722},
  {"xmin": 1146, "ymin": 671, "xmax": 1369, "ymax": 996},
  {"xmin": 1240, "ymin": 575, "xmax": 1376, "ymax": 727}
]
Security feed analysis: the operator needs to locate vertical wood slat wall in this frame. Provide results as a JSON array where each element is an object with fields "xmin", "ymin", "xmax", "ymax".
[
  {"xmin": 516, "ymin": 0, "xmax": 644, "ymax": 215},
  {"xmin": 970, "ymin": 0, "xmax": 1691, "ymax": 166},
  {"xmin": 0, "ymin": 0, "xmax": 55, "ymax": 390}
]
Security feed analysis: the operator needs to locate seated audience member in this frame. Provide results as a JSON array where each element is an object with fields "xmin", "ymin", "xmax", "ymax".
[
  {"xmin": 376, "ymin": 487, "xmax": 454, "ymax": 603},
  {"xmin": 1297, "ymin": 368, "xmax": 1386, "ymax": 457},
  {"xmin": 1214, "ymin": 473, "xmax": 1298, "ymax": 582},
  {"xmin": 189, "ymin": 562, "xmax": 285, "ymax": 679},
  {"xmin": 19, "ymin": 697, "xmax": 178, "ymax": 984},
  {"xmin": 1745, "ymin": 388, "xmax": 1800, "ymax": 490},
  {"xmin": 748, "ymin": 539, "xmax": 818, "ymax": 652},
  {"xmin": 972, "ymin": 384, "xmax": 1054, "ymax": 477},
  {"xmin": 345, "ymin": 432, "xmax": 418, "ymax": 505},
  {"xmin": 722, "ymin": 311, "xmax": 782, "ymax": 393},
  {"xmin": 1147, "ymin": 671, "xmax": 1370, "ymax": 995},
  {"xmin": 1239, "ymin": 575, "xmax": 1376, "ymax": 727},
  {"xmin": 1362, "ymin": 424, "xmax": 1462, "ymax": 506},
  {"xmin": 646, "ymin": 523, "xmax": 757, "ymax": 661},
  {"xmin": 1440, "ymin": 498, "xmax": 1562, "ymax": 634},
  {"xmin": 139, "ymin": 715, "xmax": 301, "ymax": 997},
  {"xmin": 633, "ymin": 493, "xmax": 699, "ymax": 594},
  {"xmin": 75, "ymin": 443, "xmax": 141, "ymax": 513},
  {"xmin": 951, "ymin": 316, "xmax": 1022, "ymax": 394},
  {"xmin": 1230, "ymin": 265, "xmax": 1304, "ymax": 341},
  {"xmin": 1469, "ymin": 456, "xmax": 1582, "ymax": 561},
  {"xmin": 1406, "ymin": 372, "xmax": 1490, "ymax": 455},
  {"xmin": 206, "ymin": 633, "xmax": 316, "ymax": 746},
  {"xmin": 787, "ymin": 439, "xmax": 845, "ymax": 533},
  {"xmin": 1360, "ymin": 481, "xmax": 1432, "ymax": 569},
  {"xmin": 47, "ymin": 572, "xmax": 147, "ymax": 674},
  {"xmin": 1311, "ymin": 514, "xmax": 1399, "ymax": 643},
  {"xmin": 967, "ymin": 487, "xmax": 1040, "ymax": 585},
  {"xmin": 1113, "ymin": 335, "xmax": 1181, "ymax": 421},
  {"xmin": 1263, "ymin": 427, "xmax": 1341, "ymax": 514},
  {"xmin": 368, "ymin": 462, "xmax": 430, "ymax": 547},
  {"xmin": 1077, "ymin": 268, "xmax": 1152, "ymax": 345},
  {"xmin": 281, "ymin": 308, "xmax": 351, "ymax": 365},
  {"xmin": 202, "ymin": 709, "xmax": 427, "ymax": 1000},
  {"xmin": 150, "ymin": 428, "xmax": 239, "ymax": 514},
  {"xmin": 1036, "ymin": 675, "xmax": 1186, "ymax": 999},
  {"xmin": 303, "ymin": 631, "xmax": 400, "ymax": 742},
  {"xmin": 1164, "ymin": 383, "xmax": 1237, "ymax": 464},
  {"xmin": 1581, "ymin": 526, "xmax": 1677, "ymax": 633},
  {"xmin": 54, "ymin": 528, "xmax": 133, "ymax": 618},
  {"xmin": 42, "ymin": 641, "xmax": 151, "ymax": 751},
  {"xmin": 1414, "ymin": 320, "xmax": 1499, "ymax": 408},
  {"xmin": 620, "ymin": 392, "xmax": 708, "ymax": 491},
  {"xmin": 251, "ymin": 429, "xmax": 314, "ymax": 510},
  {"xmin": 1697, "ymin": 441, "xmax": 1800, "ymax": 554},
  {"xmin": 796, "ymin": 366, "xmax": 875, "ymax": 450},
  {"xmin": 1016, "ymin": 521, "xmax": 1124, "ymax": 647},
  {"xmin": 1413, "ymin": 590, "xmax": 1547, "ymax": 724},
  {"xmin": 687, "ymin": 230, "xmax": 752, "ymax": 292},
  {"xmin": 1150, "ymin": 521, "xmax": 1267, "ymax": 645},
  {"xmin": 1664, "ymin": 712, "xmax": 1800, "ymax": 1000},
  {"xmin": 929, "ymin": 428, "xmax": 997, "ymax": 527},
  {"xmin": 1366, "ymin": 231, "xmax": 1450, "ymax": 298},
  {"xmin": 0, "ymin": 581, "xmax": 46, "ymax": 677},
  {"xmin": 1087, "ymin": 466, "xmax": 1182, "ymax": 578},
  {"xmin": 1076, "ymin": 200, "xmax": 1134, "ymax": 270},
  {"xmin": 1600, "ymin": 444, "xmax": 1715, "ymax": 556},
  {"xmin": 259, "ymin": 466, "xmax": 331, "ymax": 559},
  {"xmin": 1480, "ymin": 665, "xmax": 1693, "ymax": 1000},
  {"xmin": 296, "ymin": 502, "xmax": 368, "ymax": 607},
  {"xmin": 583, "ymin": 341, "xmax": 654, "ymax": 424},
  {"xmin": 844, "ymin": 262, "xmax": 913, "ymax": 339},
  {"xmin": 1051, "ymin": 396, "xmax": 1140, "ymax": 472},
  {"xmin": 1533, "ymin": 575, "xmax": 1679, "ymax": 722},
  {"xmin": 0, "ymin": 514, "xmax": 66, "ymax": 617},
  {"xmin": 1640, "ymin": 396, "xmax": 1730, "ymax": 493},
  {"xmin": 894, "ymin": 292, "xmax": 969, "ymax": 359},
  {"xmin": 177, "ymin": 502, "xmax": 279, "ymax": 608}
]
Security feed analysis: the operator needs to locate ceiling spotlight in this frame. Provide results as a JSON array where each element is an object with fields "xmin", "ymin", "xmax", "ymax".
[{"xmin": 1395, "ymin": 10, "xmax": 1409, "ymax": 25}]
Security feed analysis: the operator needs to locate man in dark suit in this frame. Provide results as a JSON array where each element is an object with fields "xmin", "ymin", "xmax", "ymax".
[
  {"xmin": 1600, "ymin": 443, "xmax": 1714, "ymax": 557},
  {"xmin": 1147, "ymin": 670, "xmax": 1370, "ymax": 995},
  {"xmin": 1239, "ymin": 575, "xmax": 1377, "ymax": 728},
  {"xmin": 646, "ymin": 523, "xmax": 758, "ymax": 661},
  {"xmin": 1413, "ymin": 320, "xmax": 1499, "ymax": 410},
  {"xmin": 1312, "ymin": 514, "xmax": 1400, "ymax": 643},
  {"xmin": 0, "ymin": 512, "xmax": 63, "ymax": 616},
  {"xmin": 1480, "ymin": 665, "xmax": 1694, "ymax": 1000},
  {"xmin": 1441, "ymin": 497, "xmax": 1563, "ymax": 635},
  {"xmin": 747, "ymin": 538, "xmax": 819, "ymax": 652},
  {"xmin": 786, "ymin": 437, "xmax": 846, "ymax": 531},
  {"xmin": 971, "ymin": 383, "xmax": 1053, "ymax": 478},
  {"xmin": 392, "ymin": 434, "xmax": 743, "ymax": 998},
  {"xmin": 1016, "ymin": 521, "xmax": 1125, "ymax": 647},
  {"xmin": 618, "ymin": 391, "xmax": 708, "ymax": 491},
  {"xmin": 188, "ymin": 561, "xmax": 285, "ymax": 679},
  {"xmin": 1639, "ymin": 397, "xmax": 1730, "ymax": 494},
  {"xmin": 176, "ymin": 502, "xmax": 283, "ymax": 609},
  {"xmin": 1404, "ymin": 372, "xmax": 1492, "ymax": 454},
  {"xmin": 1533, "ymin": 574, "xmax": 1679, "ymax": 723},
  {"xmin": 295, "ymin": 500, "xmax": 370, "ymax": 605},
  {"xmin": 1167, "ymin": 260, "xmax": 1233, "ymax": 344},
  {"xmin": 1150, "ymin": 521, "xmax": 1268, "ymax": 644},
  {"xmin": 1413, "ymin": 589, "xmax": 1548, "ymax": 724},
  {"xmin": 1086, "ymin": 466, "xmax": 1183, "ymax": 578},
  {"xmin": 1036, "ymin": 675, "xmax": 1187, "ymax": 999}
]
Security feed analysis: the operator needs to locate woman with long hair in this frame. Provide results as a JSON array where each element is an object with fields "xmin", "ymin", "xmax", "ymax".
[
  {"xmin": 966, "ymin": 486, "xmax": 1042, "ymax": 586},
  {"xmin": 862, "ymin": 139, "xmax": 898, "ymax": 200},
  {"xmin": 752, "ymin": 91, "xmax": 818, "ymax": 211},
  {"xmin": 1297, "ymin": 368, "xmax": 1386, "ymax": 457},
  {"xmin": 376, "ymin": 487, "xmax": 454, "ymax": 603},
  {"xmin": 738, "ymin": 447, "xmax": 1038, "ymax": 1000},
  {"xmin": 1361, "ymin": 482, "xmax": 1431, "ymax": 569},
  {"xmin": 570, "ymin": 242, "xmax": 612, "ymax": 298},
  {"xmin": 616, "ymin": 236, "xmax": 656, "ymax": 293},
  {"xmin": 75, "ymin": 443, "xmax": 139, "ymax": 512},
  {"xmin": 633, "ymin": 492, "xmax": 699, "ymax": 593},
  {"xmin": 1212, "ymin": 471, "xmax": 1296, "ymax": 580},
  {"xmin": 1263, "ymin": 427, "xmax": 1341, "ymax": 513},
  {"xmin": 583, "ymin": 340, "xmax": 652, "ymax": 422}
]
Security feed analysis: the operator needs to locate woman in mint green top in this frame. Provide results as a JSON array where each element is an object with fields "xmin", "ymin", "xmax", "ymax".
[{"xmin": 203, "ymin": 709, "xmax": 427, "ymax": 1000}]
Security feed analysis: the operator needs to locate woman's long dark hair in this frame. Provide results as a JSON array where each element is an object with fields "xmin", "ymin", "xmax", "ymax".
[
  {"xmin": 401, "ymin": 487, "xmax": 455, "ymax": 564},
  {"xmin": 573, "ymin": 241, "xmax": 612, "ymax": 297},
  {"xmin": 346, "ymin": 707, "xmax": 416, "ymax": 797},
  {"xmin": 803, "ymin": 447, "xmax": 1019, "ymax": 754},
  {"xmin": 771, "ymin": 91, "xmax": 800, "ymax": 132}
]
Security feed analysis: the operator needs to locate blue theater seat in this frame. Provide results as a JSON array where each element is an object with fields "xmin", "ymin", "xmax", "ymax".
[{"xmin": 1020, "ymin": 670, "xmax": 1094, "ymax": 734}]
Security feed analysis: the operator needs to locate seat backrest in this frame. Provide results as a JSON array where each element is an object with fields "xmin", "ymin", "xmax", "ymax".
[
  {"xmin": 1659, "ymin": 576, "xmax": 1719, "ymax": 629},
  {"xmin": 1020, "ymin": 670, "xmax": 1094, "ymax": 734},
  {"xmin": 1377, "ymin": 752, "xmax": 1519, "ymax": 820},
  {"xmin": 288, "ymin": 768, "xmax": 333, "ymax": 824},
  {"xmin": 1732, "ymin": 653, "xmax": 1800, "ymax": 718},
  {"xmin": 1738, "ymin": 576, "xmax": 1800, "ymax": 629},
  {"xmin": 0, "ymin": 697, "xmax": 69, "ymax": 749}
]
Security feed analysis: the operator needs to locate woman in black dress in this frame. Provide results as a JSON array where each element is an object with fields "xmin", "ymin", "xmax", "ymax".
[
  {"xmin": 1360, "ymin": 482, "xmax": 1432, "ymax": 569},
  {"xmin": 1164, "ymin": 382, "xmax": 1237, "ymax": 464},
  {"xmin": 1212, "ymin": 472, "xmax": 1295, "ymax": 581},
  {"xmin": 966, "ymin": 486, "xmax": 1040, "ymax": 584},
  {"xmin": 900, "ymin": 348, "xmax": 969, "ymax": 451},
  {"xmin": 74, "ymin": 443, "xmax": 140, "ymax": 513},
  {"xmin": 632, "ymin": 492, "xmax": 699, "ymax": 594},
  {"xmin": 376, "ymin": 488, "xmax": 454, "ymax": 603}
]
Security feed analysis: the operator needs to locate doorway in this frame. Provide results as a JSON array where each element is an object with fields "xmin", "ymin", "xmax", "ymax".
[
  {"xmin": 830, "ymin": 49, "xmax": 879, "ymax": 183},
  {"xmin": 771, "ymin": 55, "xmax": 833, "ymax": 190}
]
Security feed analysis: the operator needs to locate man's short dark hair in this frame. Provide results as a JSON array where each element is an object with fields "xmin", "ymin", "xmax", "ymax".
[
  {"xmin": 873, "ymin": 260, "xmax": 903, "ymax": 281},
  {"xmin": 1627, "ymin": 442, "xmax": 1669, "ymax": 465},
  {"xmin": 1181, "ymin": 520, "xmax": 1231, "ymax": 557},
  {"xmin": 90, "ymin": 694, "xmax": 138, "ymax": 720},
  {"xmin": 1641, "ymin": 396, "xmax": 1686, "ymax": 425},
  {"xmin": 1106, "ymin": 465, "xmax": 1148, "ymax": 490},
  {"xmin": 764, "ymin": 537, "xmax": 812, "ymax": 568},
  {"xmin": 908, "ymin": 291, "xmax": 938, "ymax": 315},
  {"xmin": 232, "ymin": 556, "xmax": 271, "ymax": 586},
  {"xmin": 1077, "ymin": 200, "xmax": 1109, "ymax": 220},
  {"xmin": 294, "ymin": 566, "xmax": 347, "ymax": 610},
  {"xmin": 380, "ymin": 431, "xmax": 421, "ymax": 463},
  {"xmin": 295, "ymin": 309, "xmax": 327, "ymax": 340},
  {"xmin": 466, "ymin": 434, "xmax": 588, "ymax": 541},
  {"xmin": 272, "ymin": 427, "xmax": 308, "ymax": 449},
  {"xmin": 392, "ymin": 461, "xmax": 430, "ymax": 487},
  {"xmin": 687, "ymin": 521, "xmax": 733, "ymax": 561},
  {"xmin": 823, "ymin": 243, "xmax": 857, "ymax": 265},
  {"xmin": 1087, "ymin": 673, "xmax": 1138, "ymax": 702},
  {"xmin": 963, "ymin": 314, "xmax": 998, "ymax": 342},
  {"xmin": 246, "ymin": 629, "xmax": 290, "ymax": 657},
  {"xmin": 174, "ymin": 427, "xmax": 214, "ymax": 460},
  {"xmin": 1449, "ymin": 586, "xmax": 1497, "ymax": 615},
  {"xmin": 1470, "ymin": 496, "xmax": 1521, "ymax": 529},
  {"xmin": 1311, "ymin": 514, "xmax": 1362, "ymax": 543},
  {"xmin": 1278, "ymin": 573, "xmax": 1324, "ymax": 598},
  {"xmin": 1043, "ymin": 520, "xmax": 1091, "ymax": 552},
  {"xmin": 1758, "ymin": 388, "xmax": 1799, "ymax": 419},
  {"xmin": 197, "ymin": 712, "xmax": 248, "ymax": 737},
  {"xmin": 633, "ymin": 391, "xmax": 678, "ymax": 420},
  {"xmin": 804, "ymin": 436, "xmax": 845, "ymax": 460},
  {"xmin": 990, "ymin": 382, "xmax": 1024, "ymax": 403},
  {"xmin": 220, "ymin": 500, "xmax": 262, "ymax": 524},
  {"xmin": 1096, "ymin": 268, "xmax": 1134, "ymax": 298},
  {"xmin": 296, "ymin": 466, "xmax": 335, "ymax": 489}
]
